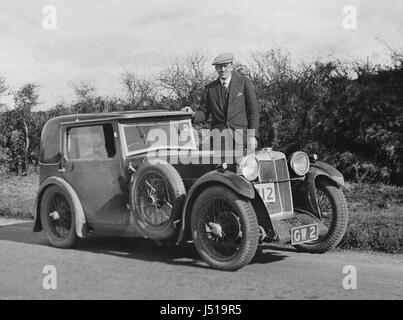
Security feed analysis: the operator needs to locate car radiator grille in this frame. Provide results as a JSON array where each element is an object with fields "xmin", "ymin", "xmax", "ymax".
[{"xmin": 257, "ymin": 158, "xmax": 293, "ymax": 217}]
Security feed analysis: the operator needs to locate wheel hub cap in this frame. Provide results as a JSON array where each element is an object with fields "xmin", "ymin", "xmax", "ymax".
[
  {"xmin": 208, "ymin": 222, "xmax": 223, "ymax": 238},
  {"xmin": 206, "ymin": 211, "xmax": 242, "ymax": 241},
  {"xmin": 49, "ymin": 211, "xmax": 60, "ymax": 221}
]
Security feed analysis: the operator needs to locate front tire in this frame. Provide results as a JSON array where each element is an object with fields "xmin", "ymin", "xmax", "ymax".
[
  {"xmin": 295, "ymin": 178, "xmax": 349, "ymax": 253},
  {"xmin": 191, "ymin": 185, "xmax": 259, "ymax": 271},
  {"xmin": 40, "ymin": 185, "xmax": 78, "ymax": 248}
]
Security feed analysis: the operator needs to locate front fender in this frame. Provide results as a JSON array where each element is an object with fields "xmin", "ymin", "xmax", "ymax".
[
  {"xmin": 293, "ymin": 161, "xmax": 345, "ymax": 218},
  {"xmin": 310, "ymin": 161, "xmax": 345, "ymax": 187},
  {"xmin": 33, "ymin": 176, "xmax": 87, "ymax": 238},
  {"xmin": 176, "ymin": 170, "xmax": 255, "ymax": 244}
]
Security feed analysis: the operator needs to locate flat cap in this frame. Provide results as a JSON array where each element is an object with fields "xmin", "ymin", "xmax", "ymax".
[{"xmin": 212, "ymin": 52, "xmax": 234, "ymax": 65}]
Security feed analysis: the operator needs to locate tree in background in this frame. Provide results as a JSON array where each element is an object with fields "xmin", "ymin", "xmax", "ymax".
[
  {"xmin": 12, "ymin": 83, "xmax": 40, "ymax": 175},
  {"xmin": 248, "ymin": 48, "xmax": 297, "ymax": 149},
  {"xmin": 0, "ymin": 75, "xmax": 9, "ymax": 112},
  {"xmin": 0, "ymin": 75, "xmax": 10, "ymax": 169},
  {"xmin": 120, "ymin": 71, "xmax": 157, "ymax": 110},
  {"xmin": 159, "ymin": 52, "xmax": 212, "ymax": 111},
  {"xmin": 70, "ymin": 80, "xmax": 98, "ymax": 113}
]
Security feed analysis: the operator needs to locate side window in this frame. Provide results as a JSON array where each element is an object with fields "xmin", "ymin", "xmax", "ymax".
[{"xmin": 67, "ymin": 124, "xmax": 116, "ymax": 160}]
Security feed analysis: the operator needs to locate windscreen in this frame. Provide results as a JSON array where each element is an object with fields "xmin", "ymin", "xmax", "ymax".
[{"xmin": 121, "ymin": 119, "xmax": 196, "ymax": 154}]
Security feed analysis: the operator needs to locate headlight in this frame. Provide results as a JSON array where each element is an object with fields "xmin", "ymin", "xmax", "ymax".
[
  {"xmin": 239, "ymin": 156, "xmax": 259, "ymax": 181},
  {"xmin": 289, "ymin": 152, "xmax": 310, "ymax": 176}
]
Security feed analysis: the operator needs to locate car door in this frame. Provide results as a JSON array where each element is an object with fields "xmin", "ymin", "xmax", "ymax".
[{"xmin": 61, "ymin": 122, "xmax": 127, "ymax": 230}]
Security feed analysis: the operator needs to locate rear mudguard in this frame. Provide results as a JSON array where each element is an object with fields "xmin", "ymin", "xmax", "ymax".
[
  {"xmin": 33, "ymin": 176, "xmax": 87, "ymax": 238},
  {"xmin": 293, "ymin": 161, "xmax": 345, "ymax": 219},
  {"xmin": 176, "ymin": 170, "xmax": 274, "ymax": 244}
]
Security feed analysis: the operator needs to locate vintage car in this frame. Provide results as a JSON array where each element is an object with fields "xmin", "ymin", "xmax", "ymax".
[{"xmin": 34, "ymin": 110, "xmax": 349, "ymax": 271}]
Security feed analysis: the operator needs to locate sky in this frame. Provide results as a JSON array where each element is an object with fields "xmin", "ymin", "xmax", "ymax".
[{"xmin": 0, "ymin": 0, "xmax": 402, "ymax": 109}]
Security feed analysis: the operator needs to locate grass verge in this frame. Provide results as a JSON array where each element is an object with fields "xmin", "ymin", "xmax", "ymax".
[
  {"xmin": 340, "ymin": 182, "xmax": 403, "ymax": 254},
  {"xmin": 0, "ymin": 172, "xmax": 38, "ymax": 220}
]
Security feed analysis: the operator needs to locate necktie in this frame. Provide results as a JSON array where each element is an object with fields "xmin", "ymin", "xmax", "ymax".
[
  {"xmin": 222, "ymin": 81, "xmax": 229, "ymax": 119},
  {"xmin": 222, "ymin": 81, "xmax": 229, "ymax": 96}
]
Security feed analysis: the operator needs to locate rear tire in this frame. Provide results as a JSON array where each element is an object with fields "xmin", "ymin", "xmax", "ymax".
[
  {"xmin": 191, "ymin": 185, "xmax": 259, "ymax": 271},
  {"xmin": 40, "ymin": 185, "xmax": 78, "ymax": 248}
]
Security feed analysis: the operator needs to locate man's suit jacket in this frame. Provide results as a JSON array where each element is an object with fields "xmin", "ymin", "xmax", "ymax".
[{"xmin": 194, "ymin": 73, "xmax": 260, "ymax": 140}]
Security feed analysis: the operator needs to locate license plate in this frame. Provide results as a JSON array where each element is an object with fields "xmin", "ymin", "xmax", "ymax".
[
  {"xmin": 291, "ymin": 224, "xmax": 319, "ymax": 245},
  {"xmin": 255, "ymin": 183, "xmax": 276, "ymax": 203}
]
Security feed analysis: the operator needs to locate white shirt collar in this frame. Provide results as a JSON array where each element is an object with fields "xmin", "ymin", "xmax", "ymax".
[{"xmin": 220, "ymin": 74, "xmax": 232, "ymax": 87}]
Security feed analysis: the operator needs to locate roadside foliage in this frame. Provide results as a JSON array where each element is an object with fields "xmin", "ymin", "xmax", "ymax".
[{"xmin": 0, "ymin": 50, "xmax": 402, "ymax": 185}]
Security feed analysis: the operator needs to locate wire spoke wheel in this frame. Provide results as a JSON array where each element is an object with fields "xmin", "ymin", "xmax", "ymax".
[
  {"xmin": 131, "ymin": 160, "xmax": 186, "ymax": 241},
  {"xmin": 294, "ymin": 178, "xmax": 349, "ymax": 253},
  {"xmin": 138, "ymin": 173, "xmax": 172, "ymax": 227},
  {"xmin": 47, "ymin": 192, "xmax": 72, "ymax": 239},
  {"xmin": 199, "ymin": 199, "xmax": 243, "ymax": 259},
  {"xmin": 316, "ymin": 188, "xmax": 335, "ymax": 238},
  {"xmin": 191, "ymin": 185, "xmax": 259, "ymax": 271},
  {"xmin": 40, "ymin": 185, "xmax": 78, "ymax": 248}
]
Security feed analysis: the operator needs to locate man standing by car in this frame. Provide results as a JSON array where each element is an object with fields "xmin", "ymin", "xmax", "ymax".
[{"xmin": 183, "ymin": 52, "xmax": 260, "ymax": 153}]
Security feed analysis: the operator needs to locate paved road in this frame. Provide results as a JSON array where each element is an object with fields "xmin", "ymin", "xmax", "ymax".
[{"xmin": 0, "ymin": 220, "xmax": 402, "ymax": 300}]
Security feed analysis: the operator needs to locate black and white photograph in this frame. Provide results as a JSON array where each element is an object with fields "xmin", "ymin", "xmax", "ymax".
[{"xmin": 0, "ymin": 0, "xmax": 402, "ymax": 303}]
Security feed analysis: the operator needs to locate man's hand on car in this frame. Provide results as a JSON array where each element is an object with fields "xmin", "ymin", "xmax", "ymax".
[
  {"xmin": 181, "ymin": 106, "xmax": 194, "ymax": 113},
  {"xmin": 247, "ymin": 136, "xmax": 258, "ymax": 153}
]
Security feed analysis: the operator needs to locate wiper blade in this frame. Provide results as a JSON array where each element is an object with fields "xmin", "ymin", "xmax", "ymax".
[{"xmin": 138, "ymin": 126, "xmax": 147, "ymax": 144}]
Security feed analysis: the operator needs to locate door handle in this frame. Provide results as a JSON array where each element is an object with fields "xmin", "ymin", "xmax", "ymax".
[{"xmin": 58, "ymin": 157, "xmax": 74, "ymax": 173}]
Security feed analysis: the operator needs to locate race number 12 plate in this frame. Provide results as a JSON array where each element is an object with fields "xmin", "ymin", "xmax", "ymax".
[
  {"xmin": 255, "ymin": 183, "xmax": 276, "ymax": 203},
  {"xmin": 291, "ymin": 224, "xmax": 319, "ymax": 245}
]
